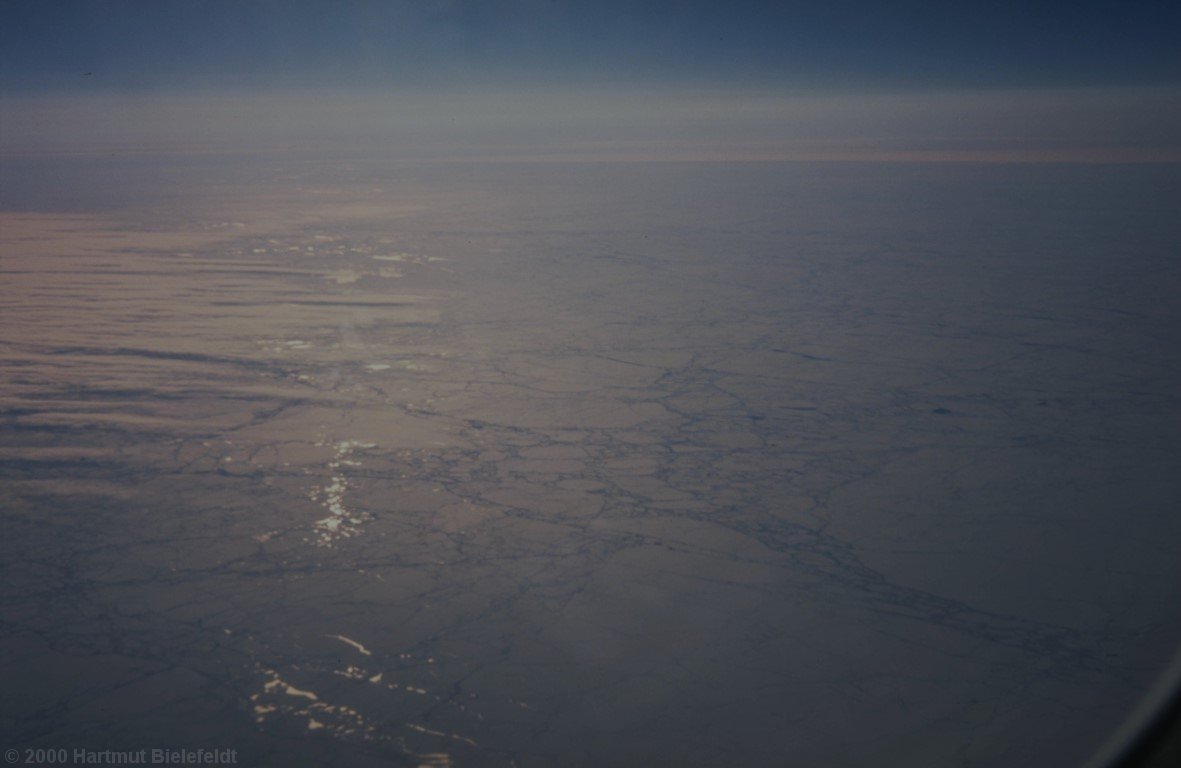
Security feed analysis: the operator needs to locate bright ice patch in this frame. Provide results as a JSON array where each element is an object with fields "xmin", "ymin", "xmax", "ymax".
[
  {"xmin": 312, "ymin": 440, "xmax": 377, "ymax": 547},
  {"xmin": 330, "ymin": 634, "xmax": 373, "ymax": 656}
]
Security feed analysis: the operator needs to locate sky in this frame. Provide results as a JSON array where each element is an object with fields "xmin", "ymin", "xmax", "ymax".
[{"xmin": 1, "ymin": 0, "xmax": 1179, "ymax": 160}]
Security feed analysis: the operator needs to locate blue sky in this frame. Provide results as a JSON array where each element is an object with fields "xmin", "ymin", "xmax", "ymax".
[
  {"xmin": 2, "ymin": 1, "xmax": 1179, "ymax": 160},
  {"xmin": 3, "ymin": 0, "xmax": 1179, "ymax": 92}
]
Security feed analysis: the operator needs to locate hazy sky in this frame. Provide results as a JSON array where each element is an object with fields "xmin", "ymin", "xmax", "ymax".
[{"xmin": 2, "ymin": 1, "xmax": 1179, "ymax": 160}]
